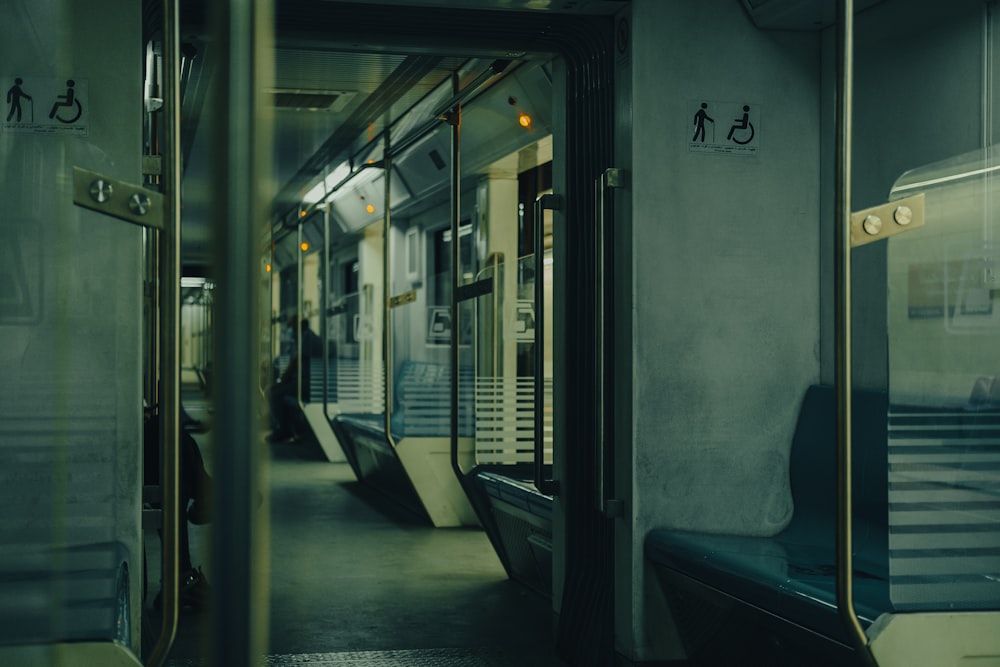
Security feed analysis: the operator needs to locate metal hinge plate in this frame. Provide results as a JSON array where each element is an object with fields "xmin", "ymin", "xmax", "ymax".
[
  {"xmin": 72, "ymin": 166, "xmax": 164, "ymax": 230},
  {"xmin": 851, "ymin": 193, "xmax": 925, "ymax": 248},
  {"xmin": 389, "ymin": 289, "xmax": 418, "ymax": 308}
]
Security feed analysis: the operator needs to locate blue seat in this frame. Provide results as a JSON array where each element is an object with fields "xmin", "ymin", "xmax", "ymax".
[
  {"xmin": 306, "ymin": 357, "xmax": 338, "ymax": 404},
  {"xmin": 334, "ymin": 361, "xmax": 473, "ymax": 440},
  {"xmin": 644, "ymin": 385, "xmax": 890, "ymax": 646},
  {"xmin": 1, "ymin": 542, "xmax": 131, "ymax": 647},
  {"xmin": 335, "ymin": 412, "xmax": 394, "ymax": 453},
  {"xmin": 474, "ymin": 471, "xmax": 553, "ymax": 522},
  {"xmin": 331, "ymin": 362, "xmax": 475, "ymax": 524}
]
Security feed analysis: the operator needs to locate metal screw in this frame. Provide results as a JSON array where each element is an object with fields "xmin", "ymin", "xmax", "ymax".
[
  {"xmin": 129, "ymin": 192, "xmax": 151, "ymax": 216},
  {"xmin": 893, "ymin": 205, "xmax": 913, "ymax": 226},
  {"xmin": 89, "ymin": 179, "xmax": 113, "ymax": 204},
  {"xmin": 862, "ymin": 214, "xmax": 883, "ymax": 236}
]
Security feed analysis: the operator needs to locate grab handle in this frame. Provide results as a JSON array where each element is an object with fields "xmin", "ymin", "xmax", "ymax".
[
  {"xmin": 596, "ymin": 168, "xmax": 625, "ymax": 518},
  {"xmin": 533, "ymin": 193, "xmax": 562, "ymax": 496},
  {"xmin": 382, "ymin": 130, "xmax": 397, "ymax": 449},
  {"xmin": 147, "ymin": 1, "xmax": 181, "ymax": 664}
]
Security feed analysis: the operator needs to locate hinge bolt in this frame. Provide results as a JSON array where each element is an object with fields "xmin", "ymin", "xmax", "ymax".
[
  {"xmin": 893, "ymin": 205, "xmax": 913, "ymax": 226},
  {"xmin": 89, "ymin": 179, "xmax": 113, "ymax": 203},
  {"xmin": 862, "ymin": 214, "xmax": 883, "ymax": 236},
  {"xmin": 129, "ymin": 192, "xmax": 151, "ymax": 216}
]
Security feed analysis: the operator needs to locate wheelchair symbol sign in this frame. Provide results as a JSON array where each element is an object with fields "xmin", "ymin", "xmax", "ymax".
[
  {"xmin": 689, "ymin": 99, "xmax": 759, "ymax": 156},
  {"xmin": 2, "ymin": 75, "xmax": 89, "ymax": 136},
  {"xmin": 427, "ymin": 306, "xmax": 452, "ymax": 343}
]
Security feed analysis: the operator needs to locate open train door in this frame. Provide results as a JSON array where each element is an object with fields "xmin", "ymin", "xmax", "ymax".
[
  {"xmin": 166, "ymin": 0, "xmax": 621, "ymax": 664},
  {"xmin": 292, "ymin": 5, "xmax": 619, "ymax": 664}
]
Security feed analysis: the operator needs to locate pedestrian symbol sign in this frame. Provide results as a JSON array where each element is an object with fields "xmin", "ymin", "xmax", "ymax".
[
  {"xmin": 3, "ymin": 76, "xmax": 89, "ymax": 137},
  {"xmin": 689, "ymin": 99, "xmax": 759, "ymax": 156}
]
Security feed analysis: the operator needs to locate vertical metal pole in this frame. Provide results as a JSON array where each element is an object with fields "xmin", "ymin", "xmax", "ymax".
[
  {"xmin": 147, "ymin": 0, "xmax": 181, "ymax": 663},
  {"xmin": 210, "ymin": 0, "xmax": 272, "ymax": 664},
  {"xmin": 595, "ymin": 174, "xmax": 604, "ymax": 512},
  {"xmin": 323, "ymin": 204, "xmax": 331, "ymax": 413},
  {"xmin": 534, "ymin": 195, "xmax": 546, "ymax": 492},
  {"xmin": 983, "ymin": 4, "xmax": 994, "ymax": 245},
  {"xmin": 383, "ymin": 129, "xmax": 397, "ymax": 448},
  {"xmin": 984, "ymin": 3, "xmax": 993, "ymax": 151},
  {"xmin": 595, "ymin": 169, "xmax": 623, "ymax": 516},
  {"xmin": 492, "ymin": 252, "xmax": 500, "ymax": 408},
  {"xmin": 835, "ymin": 1, "xmax": 877, "ymax": 664},
  {"xmin": 448, "ymin": 83, "xmax": 463, "ymax": 480},
  {"xmin": 263, "ymin": 227, "xmax": 274, "ymax": 397},
  {"xmin": 206, "ymin": 293, "xmax": 212, "ymax": 380},
  {"xmin": 533, "ymin": 194, "xmax": 560, "ymax": 497},
  {"xmin": 198, "ymin": 298, "xmax": 204, "ymax": 377},
  {"xmin": 199, "ymin": 296, "xmax": 205, "ymax": 379},
  {"xmin": 297, "ymin": 224, "xmax": 304, "ymax": 407},
  {"xmin": 145, "ymin": 229, "xmax": 159, "ymax": 405},
  {"xmin": 202, "ymin": 292, "xmax": 208, "ymax": 381}
]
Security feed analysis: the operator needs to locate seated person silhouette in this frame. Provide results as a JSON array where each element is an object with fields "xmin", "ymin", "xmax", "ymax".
[
  {"xmin": 144, "ymin": 405, "xmax": 213, "ymax": 612},
  {"xmin": 267, "ymin": 316, "xmax": 322, "ymax": 442},
  {"xmin": 181, "ymin": 402, "xmax": 210, "ymax": 434}
]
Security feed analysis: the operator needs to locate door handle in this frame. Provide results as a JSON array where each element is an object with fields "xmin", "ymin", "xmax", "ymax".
[
  {"xmin": 534, "ymin": 193, "xmax": 562, "ymax": 496},
  {"xmin": 596, "ymin": 168, "xmax": 625, "ymax": 518}
]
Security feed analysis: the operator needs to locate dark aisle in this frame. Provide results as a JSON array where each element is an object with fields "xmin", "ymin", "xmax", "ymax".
[
  {"xmin": 150, "ymin": 398, "xmax": 565, "ymax": 666},
  {"xmin": 264, "ymin": 440, "xmax": 564, "ymax": 665}
]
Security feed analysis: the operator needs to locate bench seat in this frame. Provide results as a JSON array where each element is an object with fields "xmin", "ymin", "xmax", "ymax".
[
  {"xmin": 646, "ymin": 527, "xmax": 889, "ymax": 645},
  {"xmin": 474, "ymin": 471, "xmax": 552, "ymax": 523},
  {"xmin": 645, "ymin": 385, "xmax": 890, "ymax": 648},
  {"xmin": 335, "ymin": 412, "xmax": 391, "ymax": 443},
  {"xmin": 332, "ymin": 361, "xmax": 473, "ymax": 440},
  {"xmin": 0, "ymin": 542, "xmax": 130, "ymax": 647},
  {"xmin": 468, "ymin": 467, "xmax": 554, "ymax": 596}
]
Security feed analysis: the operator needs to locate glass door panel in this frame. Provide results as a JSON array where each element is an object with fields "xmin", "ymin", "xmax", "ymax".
[
  {"xmin": 328, "ymin": 283, "xmax": 384, "ymax": 414},
  {"xmin": 886, "ymin": 146, "xmax": 1000, "ymax": 611},
  {"xmin": 272, "ymin": 232, "xmax": 302, "ymax": 381},
  {"xmin": 473, "ymin": 253, "xmax": 552, "ymax": 468}
]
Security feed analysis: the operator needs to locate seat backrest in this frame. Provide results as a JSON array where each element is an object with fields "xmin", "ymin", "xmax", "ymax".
[
  {"xmin": 395, "ymin": 361, "xmax": 449, "ymax": 408},
  {"xmin": 787, "ymin": 385, "xmax": 888, "ymax": 566},
  {"xmin": 390, "ymin": 361, "xmax": 475, "ymax": 436}
]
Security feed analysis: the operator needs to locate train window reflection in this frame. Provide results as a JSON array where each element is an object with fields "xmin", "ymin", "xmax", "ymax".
[{"xmin": 887, "ymin": 146, "xmax": 1000, "ymax": 612}]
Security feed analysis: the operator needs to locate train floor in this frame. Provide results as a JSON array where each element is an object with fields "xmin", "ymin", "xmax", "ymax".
[{"xmin": 141, "ymin": 384, "xmax": 566, "ymax": 666}]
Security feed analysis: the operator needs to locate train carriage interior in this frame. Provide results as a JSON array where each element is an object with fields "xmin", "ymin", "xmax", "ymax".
[{"xmin": 2, "ymin": 0, "xmax": 1000, "ymax": 666}]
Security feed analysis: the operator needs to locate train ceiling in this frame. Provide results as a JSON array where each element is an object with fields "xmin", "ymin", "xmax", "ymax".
[
  {"xmin": 165, "ymin": 0, "xmax": 623, "ymax": 270},
  {"xmin": 740, "ymin": 0, "xmax": 885, "ymax": 30},
  {"xmin": 166, "ymin": 0, "xmax": 873, "ymax": 271}
]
